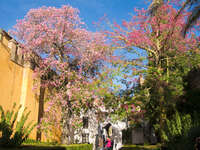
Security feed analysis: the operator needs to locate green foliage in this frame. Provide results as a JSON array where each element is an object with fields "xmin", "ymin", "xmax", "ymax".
[
  {"xmin": 131, "ymin": 51, "xmax": 200, "ymax": 142},
  {"xmin": 0, "ymin": 143, "xmax": 93, "ymax": 150},
  {"xmin": 24, "ymin": 139, "xmax": 93, "ymax": 149},
  {"xmin": 163, "ymin": 112, "xmax": 185, "ymax": 142},
  {"xmin": 0, "ymin": 103, "xmax": 36, "ymax": 147},
  {"xmin": 23, "ymin": 139, "xmax": 59, "ymax": 146},
  {"xmin": 162, "ymin": 111, "xmax": 200, "ymax": 150}
]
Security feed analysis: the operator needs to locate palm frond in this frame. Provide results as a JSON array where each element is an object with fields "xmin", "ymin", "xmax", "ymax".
[{"xmin": 182, "ymin": 4, "xmax": 200, "ymax": 36}]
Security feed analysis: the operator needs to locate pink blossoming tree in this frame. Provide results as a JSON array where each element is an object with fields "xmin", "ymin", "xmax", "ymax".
[
  {"xmin": 10, "ymin": 5, "xmax": 112, "ymax": 144},
  {"xmin": 106, "ymin": 1, "xmax": 199, "ymax": 141}
]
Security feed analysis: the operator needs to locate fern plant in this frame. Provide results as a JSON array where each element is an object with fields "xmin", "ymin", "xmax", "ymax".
[
  {"xmin": 162, "ymin": 112, "xmax": 197, "ymax": 150},
  {"xmin": 0, "ymin": 103, "xmax": 36, "ymax": 147}
]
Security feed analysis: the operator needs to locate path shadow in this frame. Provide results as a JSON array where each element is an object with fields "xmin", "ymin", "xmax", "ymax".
[{"xmin": 119, "ymin": 145, "xmax": 160, "ymax": 150}]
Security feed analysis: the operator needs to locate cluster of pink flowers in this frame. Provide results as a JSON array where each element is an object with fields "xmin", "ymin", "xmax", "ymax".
[{"xmin": 10, "ymin": 5, "xmax": 112, "ymax": 137}]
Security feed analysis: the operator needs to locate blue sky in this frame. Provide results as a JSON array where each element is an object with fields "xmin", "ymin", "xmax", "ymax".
[
  {"xmin": 0, "ymin": 0, "xmax": 148, "ymax": 32},
  {"xmin": 0, "ymin": 0, "xmax": 149, "ymax": 91}
]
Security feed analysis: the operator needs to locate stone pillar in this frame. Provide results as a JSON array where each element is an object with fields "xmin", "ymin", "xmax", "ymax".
[
  {"xmin": 138, "ymin": 74, "xmax": 144, "ymax": 86},
  {"xmin": 132, "ymin": 128, "xmax": 144, "ymax": 144},
  {"xmin": 8, "ymin": 39, "xmax": 18, "ymax": 62},
  {"xmin": 17, "ymin": 46, "xmax": 24, "ymax": 65},
  {"xmin": 36, "ymin": 82, "xmax": 45, "ymax": 141},
  {"xmin": 17, "ymin": 66, "xmax": 30, "ymax": 121},
  {"xmin": 0, "ymin": 30, "xmax": 2, "ymax": 41}
]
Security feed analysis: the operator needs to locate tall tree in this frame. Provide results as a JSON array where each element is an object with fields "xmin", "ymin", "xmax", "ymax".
[
  {"xmin": 108, "ymin": 1, "xmax": 199, "ymax": 141},
  {"xmin": 10, "ymin": 5, "xmax": 111, "ymax": 144}
]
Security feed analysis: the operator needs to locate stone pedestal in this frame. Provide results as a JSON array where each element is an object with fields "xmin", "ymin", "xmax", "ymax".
[{"xmin": 132, "ymin": 128, "xmax": 144, "ymax": 144}]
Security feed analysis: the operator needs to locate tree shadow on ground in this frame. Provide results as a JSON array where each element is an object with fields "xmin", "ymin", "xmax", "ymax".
[
  {"xmin": 119, "ymin": 145, "xmax": 161, "ymax": 150},
  {"xmin": 0, "ymin": 145, "xmax": 66, "ymax": 150},
  {"xmin": 120, "ymin": 148, "xmax": 158, "ymax": 150}
]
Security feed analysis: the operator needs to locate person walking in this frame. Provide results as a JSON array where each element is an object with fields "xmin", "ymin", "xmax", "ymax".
[
  {"xmin": 95, "ymin": 134, "xmax": 99, "ymax": 150},
  {"xmin": 105, "ymin": 137, "xmax": 112, "ymax": 150},
  {"xmin": 99, "ymin": 136, "xmax": 104, "ymax": 150}
]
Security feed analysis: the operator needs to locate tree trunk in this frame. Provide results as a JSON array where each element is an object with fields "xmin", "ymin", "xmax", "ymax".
[{"xmin": 61, "ymin": 107, "xmax": 74, "ymax": 145}]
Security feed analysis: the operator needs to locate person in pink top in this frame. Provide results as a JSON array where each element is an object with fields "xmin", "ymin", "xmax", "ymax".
[{"xmin": 105, "ymin": 137, "xmax": 112, "ymax": 150}]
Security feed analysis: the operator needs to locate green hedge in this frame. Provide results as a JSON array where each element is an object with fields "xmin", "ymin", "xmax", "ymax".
[
  {"xmin": 0, "ymin": 144, "xmax": 93, "ymax": 150},
  {"xmin": 64, "ymin": 144, "xmax": 93, "ymax": 150},
  {"xmin": 23, "ymin": 139, "xmax": 58, "ymax": 146},
  {"xmin": 24, "ymin": 139, "xmax": 93, "ymax": 150}
]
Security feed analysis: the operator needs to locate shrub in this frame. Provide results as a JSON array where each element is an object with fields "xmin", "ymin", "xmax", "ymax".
[
  {"xmin": 23, "ymin": 138, "xmax": 59, "ymax": 146},
  {"xmin": 0, "ymin": 103, "xmax": 36, "ymax": 147},
  {"xmin": 162, "ymin": 111, "xmax": 200, "ymax": 150}
]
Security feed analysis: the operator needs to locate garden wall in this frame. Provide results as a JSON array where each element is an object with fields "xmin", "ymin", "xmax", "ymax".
[{"xmin": 0, "ymin": 29, "xmax": 44, "ymax": 140}]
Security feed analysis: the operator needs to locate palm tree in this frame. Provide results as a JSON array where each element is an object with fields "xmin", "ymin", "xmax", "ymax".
[
  {"xmin": 148, "ymin": 0, "xmax": 200, "ymax": 36},
  {"xmin": 182, "ymin": 0, "xmax": 200, "ymax": 36}
]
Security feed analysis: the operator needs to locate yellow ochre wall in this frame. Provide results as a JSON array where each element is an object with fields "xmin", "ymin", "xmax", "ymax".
[
  {"xmin": 0, "ymin": 34, "xmax": 23, "ymax": 111},
  {"xmin": 0, "ymin": 30, "xmax": 41, "ymax": 140}
]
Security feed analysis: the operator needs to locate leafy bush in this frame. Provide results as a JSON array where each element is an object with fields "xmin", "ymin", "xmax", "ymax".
[
  {"xmin": 162, "ymin": 111, "xmax": 200, "ymax": 150},
  {"xmin": 162, "ymin": 112, "xmax": 187, "ymax": 142},
  {"xmin": 0, "ymin": 103, "xmax": 36, "ymax": 147},
  {"xmin": 24, "ymin": 139, "xmax": 93, "ymax": 150},
  {"xmin": 23, "ymin": 138, "xmax": 59, "ymax": 146}
]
